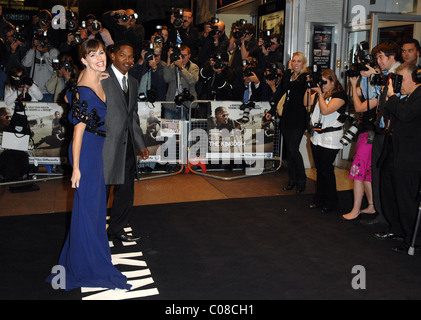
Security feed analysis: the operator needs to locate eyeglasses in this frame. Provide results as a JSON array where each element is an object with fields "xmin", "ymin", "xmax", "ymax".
[
  {"xmin": 1, "ymin": 115, "xmax": 11, "ymax": 120},
  {"xmin": 221, "ymin": 113, "xmax": 229, "ymax": 118}
]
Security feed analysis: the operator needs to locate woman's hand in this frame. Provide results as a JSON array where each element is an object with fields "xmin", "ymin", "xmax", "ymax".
[{"xmin": 71, "ymin": 168, "xmax": 81, "ymax": 188}]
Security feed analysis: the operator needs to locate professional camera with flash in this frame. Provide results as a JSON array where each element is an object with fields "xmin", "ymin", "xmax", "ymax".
[
  {"xmin": 338, "ymin": 114, "xmax": 360, "ymax": 146},
  {"xmin": 175, "ymin": 88, "xmax": 194, "ymax": 106},
  {"xmin": 233, "ymin": 19, "xmax": 247, "ymax": 39},
  {"xmin": 346, "ymin": 41, "xmax": 376, "ymax": 78},
  {"xmin": 370, "ymin": 73, "xmax": 403, "ymax": 93},
  {"xmin": 81, "ymin": 20, "xmax": 101, "ymax": 31},
  {"xmin": 211, "ymin": 52, "xmax": 228, "ymax": 70},
  {"xmin": 171, "ymin": 7, "xmax": 184, "ymax": 28},
  {"xmin": 239, "ymin": 101, "xmax": 256, "ymax": 123},
  {"xmin": 306, "ymin": 65, "xmax": 327, "ymax": 89},
  {"xmin": 208, "ymin": 17, "xmax": 220, "ymax": 36}
]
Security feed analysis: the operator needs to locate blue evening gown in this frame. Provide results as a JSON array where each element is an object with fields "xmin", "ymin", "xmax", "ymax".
[{"xmin": 47, "ymin": 86, "xmax": 131, "ymax": 291}]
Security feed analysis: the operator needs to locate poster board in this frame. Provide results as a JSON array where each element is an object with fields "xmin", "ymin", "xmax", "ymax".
[
  {"xmin": 0, "ymin": 101, "xmax": 68, "ymax": 165},
  {"xmin": 258, "ymin": 1, "xmax": 286, "ymax": 62},
  {"xmin": 196, "ymin": 101, "xmax": 275, "ymax": 163},
  {"xmin": 311, "ymin": 25, "xmax": 334, "ymax": 71}
]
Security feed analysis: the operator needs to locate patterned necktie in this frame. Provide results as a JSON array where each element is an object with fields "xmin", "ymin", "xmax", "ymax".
[{"xmin": 122, "ymin": 75, "xmax": 128, "ymax": 93}]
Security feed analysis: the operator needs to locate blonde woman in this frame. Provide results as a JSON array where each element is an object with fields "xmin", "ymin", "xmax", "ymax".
[{"xmin": 267, "ymin": 52, "xmax": 309, "ymax": 193}]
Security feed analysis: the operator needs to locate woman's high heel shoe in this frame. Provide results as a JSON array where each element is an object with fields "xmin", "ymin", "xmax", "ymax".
[
  {"xmin": 283, "ymin": 182, "xmax": 296, "ymax": 191},
  {"xmin": 296, "ymin": 184, "xmax": 305, "ymax": 194}
]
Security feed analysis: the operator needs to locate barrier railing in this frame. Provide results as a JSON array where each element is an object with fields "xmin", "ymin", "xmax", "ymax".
[{"xmin": 0, "ymin": 100, "xmax": 283, "ymax": 185}]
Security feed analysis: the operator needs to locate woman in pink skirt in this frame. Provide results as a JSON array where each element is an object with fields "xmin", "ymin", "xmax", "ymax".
[{"xmin": 341, "ymin": 76, "xmax": 378, "ymax": 221}]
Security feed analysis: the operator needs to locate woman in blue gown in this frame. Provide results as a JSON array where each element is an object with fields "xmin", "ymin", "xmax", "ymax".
[{"xmin": 47, "ymin": 39, "xmax": 131, "ymax": 291}]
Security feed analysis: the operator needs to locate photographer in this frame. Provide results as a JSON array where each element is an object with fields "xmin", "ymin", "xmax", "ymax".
[
  {"xmin": 129, "ymin": 44, "xmax": 167, "ymax": 102},
  {"xmin": 45, "ymin": 53, "xmax": 79, "ymax": 103},
  {"xmin": 2, "ymin": 24, "xmax": 28, "ymax": 73},
  {"xmin": 196, "ymin": 51, "xmax": 233, "ymax": 101},
  {"xmin": 232, "ymin": 56, "xmax": 263, "ymax": 103},
  {"xmin": 102, "ymin": 9, "xmax": 145, "ymax": 62},
  {"xmin": 304, "ymin": 69, "xmax": 347, "ymax": 213},
  {"xmin": 58, "ymin": 10, "xmax": 88, "ymax": 59},
  {"xmin": 358, "ymin": 41, "xmax": 401, "ymax": 227},
  {"xmin": 151, "ymin": 25, "xmax": 170, "ymax": 62},
  {"xmin": 374, "ymin": 63, "xmax": 421, "ymax": 252},
  {"xmin": 340, "ymin": 75, "xmax": 378, "ymax": 221},
  {"xmin": 167, "ymin": 8, "xmax": 199, "ymax": 63},
  {"xmin": 21, "ymin": 25, "xmax": 59, "ymax": 102},
  {"xmin": 402, "ymin": 39, "xmax": 420, "ymax": 67},
  {"xmin": 4, "ymin": 65, "xmax": 42, "ymax": 106},
  {"xmin": 266, "ymin": 52, "xmax": 309, "ymax": 193},
  {"xmin": 163, "ymin": 44, "xmax": 199, "ymax": 118},
  {"xmin": 228, "ymin": 22, "xmax": 258, "ymax": 70},
  {"xmin": 197, "ymin": 19, "xmax": 229, "ymax": 68},
  {"xmin": 83, "ymin": 14, "xmax": 114, "ymax": 47},
  {"xmin": 262, "ymin": 62, "xmax": 283, "ymax": 101},
  {"xmin": 256, "ymin": 33, "xmax": 282, "ymax": 71}
]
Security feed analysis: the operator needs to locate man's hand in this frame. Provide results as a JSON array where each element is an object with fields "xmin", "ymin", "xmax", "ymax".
[{"xmin": 139, "ymin": 148, "xmax": 150, "ymax": 160}]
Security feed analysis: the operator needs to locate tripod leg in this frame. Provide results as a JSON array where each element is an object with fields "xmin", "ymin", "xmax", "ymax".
[{"xmin": 409, "ymin": 183, "xmax": 421, "ymax": 255}]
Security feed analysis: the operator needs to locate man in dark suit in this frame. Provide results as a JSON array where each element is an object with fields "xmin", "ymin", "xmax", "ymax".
[
  {"xmin": 102, "ymin": 41, "xmax": 149, "ymax": 242},
  {"xmin": 373, "ymin": 63, "xmax": 421, "ymax": 253}
]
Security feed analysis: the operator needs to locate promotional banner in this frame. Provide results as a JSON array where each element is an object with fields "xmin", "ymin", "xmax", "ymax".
[
  {"xmin": 0, "ymin": 101, "xmax": 68, "ymax": 165},
  {"xmin": 202, "ymin": 101, "xmax": 275, "ymax": 162}
]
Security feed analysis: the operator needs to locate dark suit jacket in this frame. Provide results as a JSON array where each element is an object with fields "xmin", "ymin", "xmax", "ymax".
[
  {"xmin": 101, "ymin": 66, "xmax": 146, "ymax": 185},
  {"xmin": 384, "ymin": 85, "xmax": 421, "ymax": 171}
]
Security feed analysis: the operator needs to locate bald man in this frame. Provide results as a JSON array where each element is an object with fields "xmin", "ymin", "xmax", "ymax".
[{"xmin": 198, "ymin": 19, "xmax": 230, "ymax": 67}]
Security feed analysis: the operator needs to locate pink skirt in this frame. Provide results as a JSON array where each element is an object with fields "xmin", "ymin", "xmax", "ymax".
[{"xmin": 348, "ymin": 132, "xmax": 372, "ymax": 182}]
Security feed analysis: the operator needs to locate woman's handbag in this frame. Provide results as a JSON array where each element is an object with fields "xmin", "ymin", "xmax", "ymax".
[{"xmin": 276, "ymin": 93, "xmax": 287, "ymax": 116}]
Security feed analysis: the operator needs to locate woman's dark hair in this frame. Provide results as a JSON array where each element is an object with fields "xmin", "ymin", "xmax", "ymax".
[
  {"xmin": 321, "ymin": 68, "xmax": 344, "ymax": 97},
  {"xmin": 78, "ymin": 38, "xmax": 106, "ymax": 60},
  {"xmin": 5, "ymin": 65, "xmax": 26, "ymax": 87},
  {"xmin": 372, "ymin": 40, "xmax": 402, "ymax": 62}
]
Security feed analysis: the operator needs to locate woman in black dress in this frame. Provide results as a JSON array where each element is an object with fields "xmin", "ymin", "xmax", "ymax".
[{"xmin": 267, "ymin": 52, "xmax": 309, "ymax": 193}]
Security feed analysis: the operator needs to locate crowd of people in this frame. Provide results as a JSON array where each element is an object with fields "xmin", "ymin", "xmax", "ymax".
[
  {"xmin": 1, "ymin": 5, "xmax": 420, "ymax": 260},
  {"xmin": 0, "ymin": 6, "xmax": 284, "ymax": 110}
]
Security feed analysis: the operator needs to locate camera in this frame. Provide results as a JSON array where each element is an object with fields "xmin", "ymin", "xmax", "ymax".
[
  {"xmin": 211, "ymin": 52, "xmax": 228, "ymax": 70},
  {"xmin": 175, "ymin": 88, "xmax": 194, "ymax": 106},
  {"xmin": 370, "ymin": 73, "xmax": 403, "ymax": 93},
  {"xmin": 52, "ymin": 58, "xmax": 73, "ymax": 72},
  {"xmin": 239, "ymin": 101, "xmax": 255, "ymax": 123},
  {"xmin": 66, "ymin": 11, "xmax": 78, "ymax": 30},
  {"xmin": 265, "ymin": 62, "xmax": 279, "ymax": 81},
  {"xmin": 261, "ymin": 30, "xmax": 272, "ymax": 49},
  {"xmin": 144, "ymin": 42, "xmax": 156, "ymax": 61},
  {"xmin": 171, "ymin": 8, "xmax": 185, "ymax": 28},
  {"xmin": 114, "ymin": 12, "xmax": 138, "ymax": 23},
  {"xmin": 33, "ymin": 29, "xmax": 49, "ymax": 48},
  {"xmin": 138, "ymin": 89, "xmax": 158, "ymax": 103},
  {"xmin": 346, "ymin": 41, "xmax": 376, "ymax": 77},
  {"xmin": 10, "ymin": 74, "xmax": 33, "ymax": 89},
  {"xmin": 170, "ymin": 42, "xmax": 182, "ymax": 63},
  {"xmin": 154, "ymin": 25, "xmax": 164, "ymax": 44},
  {"xmin": 338, "ymin": 114, "xmax": 360, "ymax": 146},
  {"xmin": 242, "ymin": 58, "xmax": 256, "ymax": 77},
  {"xmin": 306, "ymin": 65, "xmax": 327, "ymax": 89},
  {"xmin": 233, "ymin": 19, "xmax": 247, "ymax": 39},
  {"xmin": 208, "ymin": 17, "xmax": 220, "ymax": 37},
  {"xmin": 13, "ymin": 26, "xmax": 26, "ymax": 43},
  {"xmin": 81, "ymin": 20, "xmax": 101, "ymax": 31},
  {"xmin": 71, "ymin": 31, "xmax": 83, "ymax": 45}
]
